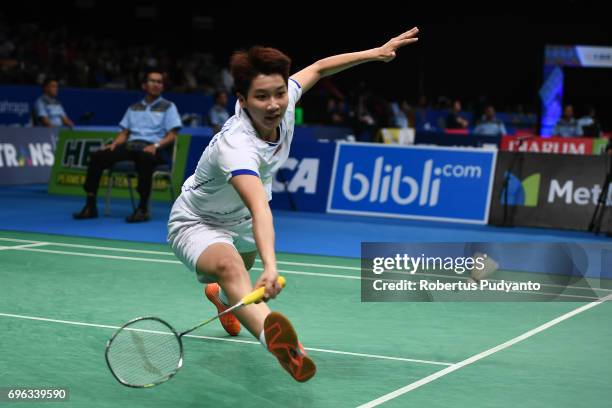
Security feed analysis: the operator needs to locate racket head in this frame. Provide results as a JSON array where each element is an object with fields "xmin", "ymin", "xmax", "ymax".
[{"xmin": 105, "ymin": 316, "xmax": 184, "ymax": 388}]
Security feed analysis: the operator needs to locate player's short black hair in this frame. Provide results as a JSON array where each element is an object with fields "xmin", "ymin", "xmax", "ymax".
[
  {"xmin": 42, "ymin": 77, "xmax": 58, "ymax": 88},
  {"xmin": 141, "ymin": 67, "xmax": 164, "ymax": 84},
  {"xmin": 230, "ymin": 46, "xmax": 291, "ymax": 97}
]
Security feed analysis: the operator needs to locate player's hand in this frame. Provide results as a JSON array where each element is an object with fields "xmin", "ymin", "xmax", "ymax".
[
  {"xmin": 254, "ymin": 268, "xmax": 282, "ymax": 302},
  {"xmin": 377, "ymin": 27, "xmax": 419, "ymax": 63},
  {"xmin": 143, "ymin": 144, "xmax": 157, "ymax": 155},
  {"xmin": 102, "ymin": 142, "xmax": 117, "ymax": 151}
]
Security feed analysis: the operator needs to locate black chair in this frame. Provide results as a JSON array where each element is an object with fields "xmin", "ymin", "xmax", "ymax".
[{"xmin": 104, "ymin": 141, "xmax": 178, "ymax": 216}]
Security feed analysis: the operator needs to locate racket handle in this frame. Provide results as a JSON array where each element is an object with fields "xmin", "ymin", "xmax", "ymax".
[{"xmin": 241, "ymin": 276, "xmax": 286, "ymax": 305}]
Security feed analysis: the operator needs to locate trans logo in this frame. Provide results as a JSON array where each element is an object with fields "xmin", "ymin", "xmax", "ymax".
[
  {"xmin": 0, "ymin": 142, "xmax": 54, "ymax": 168},
  {"xmin": 500, "ymin": 172, "xmax": 541, "ymax": 207},
  {"xmin": 327, "ymin": 144, "xmax": 496, "ymax": 223}
]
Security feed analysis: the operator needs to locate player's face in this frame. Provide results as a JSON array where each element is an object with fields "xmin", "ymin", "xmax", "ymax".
[
  {"xmin": 45, "ymin": 81, "xmax": 59, "ymax": 97},
  {"xmin": 143, "ymin": 73, "xmax": 164, "ymax": 98},
  {"xmin": 240, "ymin": 74, "xmax": 288, "ymax": 138}
]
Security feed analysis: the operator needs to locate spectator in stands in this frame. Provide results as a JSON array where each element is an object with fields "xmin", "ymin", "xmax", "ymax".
[
  {"xmin": 401, "ymin": 100, "xmax": 415, "ymax": 128},
  {"xmin": 33, "ymin": 78, "xmax": 74, "ymax": 128},
  {"xmin": 73, "ymin": 68, "xmax": 182, "ymax": 222},
  {"xmin": 577, "ymin": 106, "xmax": 603, "ymax": 138},
  {"xmin": 352, "ymin": 90, "xmax": 377, "ymax": 141},
  {"xmin": 324, "ymin": 97, "xmax": 348, "ymax": 126},
  {"xmin": 389, "ymin": 100, "xmax": 414, "ymax": 128},
  {"xmin": 414, "ymin": 95, "xmax": 434, "ymax": 131},
  {"xmin": 207, "ymin": 90, "xmax": 230, "ymax": 133},
  {"xmin": 445, "ymin": 99, "xmax": 469, "ymax": 129},
  {"xmin": 473, "ymin": 105, "xmax": 507, "ymax": 136},
  {"xmin": 510, "ymin": 104, "xmax": 533, "ymax": 128},
  {"xmin": 553, "ymin": 104, "xmax": 582, "ymax": 137}
]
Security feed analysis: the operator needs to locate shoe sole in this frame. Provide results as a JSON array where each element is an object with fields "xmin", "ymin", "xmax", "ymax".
[{"xmin": 264, "ymin": 312, "xmax": 316, "ymax": 382}]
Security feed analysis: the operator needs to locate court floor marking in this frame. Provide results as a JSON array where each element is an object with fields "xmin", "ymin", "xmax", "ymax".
[
  {"xmin": 0, "ymin": 312, "xmax": 452, "ymax": 366},
  {"xmin": 0, "ymin": 245, "xmax": 603, "ymax": 301},
  {"xmin": 0, "ymin": 237, "xmax": 175, "ymax": 256},
  {"xmin": 0, "ymin": 237, "xmax": 612, "ymax": 300},
  {"xmin": 1, "ymin": 236, "xmax": 609, "ymax": 295},
  {"xmin": 357, "ymin": 293, "xmax": 612, "ymax": 408},
  {"xmin": 0, "ymin": 242, "xmax": 49, "ymax": 251}
]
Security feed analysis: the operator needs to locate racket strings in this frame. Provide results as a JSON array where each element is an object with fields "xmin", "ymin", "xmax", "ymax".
[{"xmin": 107, "ymin": 319, "xmax": 182, "ymax": 386}]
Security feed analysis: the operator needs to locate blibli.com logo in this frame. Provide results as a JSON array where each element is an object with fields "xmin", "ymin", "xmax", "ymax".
[
  {"xmin": 342, "ymin": 157, "xmax": 482, "ymax": 206},
  {"xmin": 328, "ymin": 144, "xmax": 496, "ymax": 222},
  {"xmin": 500, "ymin": 172, "xmax": 540, "ymax": 207}
]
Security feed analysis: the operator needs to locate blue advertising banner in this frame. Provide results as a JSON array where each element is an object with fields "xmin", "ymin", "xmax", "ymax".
[
  {"xmin": 271, "ymin": 140, "xmax": 336, "ymax": 212},
  {"xmin": 0, "ymin": 128, "xmax": 57, "ymax": 185},
  {"xmin": 327, "ymin": 143, "xmax": 497, "ymax": 223},
  {"xmin": 183, "ymin": 133, "xmax": 214, "ymax": 180},
  {"xmin": 0, "ymin": 85, "xmax": 216, "ymax": 127},
  {"xmin": 183, "ymin": 135, "xmax": 336, "ymax": 213}
]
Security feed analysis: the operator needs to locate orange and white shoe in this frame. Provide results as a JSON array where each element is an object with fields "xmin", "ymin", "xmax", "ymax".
[
  {"xmin": 204, "ymin": 283, "xmax": 241, "ymax": 336},
  {"xmin": 264, "ymin": 311, "xmax": 316, "ymax": 382}
]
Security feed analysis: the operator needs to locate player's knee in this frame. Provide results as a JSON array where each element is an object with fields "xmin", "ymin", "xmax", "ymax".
[{"xmin": 215, "ymin": 257, "xmax": 244, "ymax": 280}]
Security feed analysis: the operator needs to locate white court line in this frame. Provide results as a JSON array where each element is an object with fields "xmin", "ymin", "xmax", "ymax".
[
  {"xmin": 0, "ymin": 246, "xmax": 603, "ymax": 300},
  {"xmin": 4, "ymin": 247, "xmax": 182, "ymax": 264},
  {"xmin": 0, "ymin": 246, "xmax": 355, "ymax": 281},
  {"xmin": 357, "ymin": 293, "xmax": 612, "ymax": 408},
  {"xmin": 0, "ymin": 237, "xmax": 173, "ymax": 255},
  {"xmin": 1, "ymin": 236, "xmax": 610, "ymax": 295},
  {"xmin": 0, "ymin": 312, "xmax": 452, "ymax": 366},
  {"xmin": 254, "ymin": 258, "xmax": 360, "ymax": 271},
  {"xmin": 0, "ymin": 242, "xmax": 49, "ymax": 251},
  {"xmin": 0, "ymin": 238, "xmax": 612, "ymax": 300},
  {"xmin": 0, "ymin": 237, "xmax": 359, "ymax": 269}
]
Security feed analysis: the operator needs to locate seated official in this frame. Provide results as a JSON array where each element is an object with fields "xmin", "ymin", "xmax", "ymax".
[
  {"xmin": 33, "ymin": 78, "xmax": 74, "ymax": 128},
  {"xmin": 553, "ymin": 105, "xmax": 582, "ymax": 137},
  {"xmin": 473, "ymin": 105, "xmax": 507, "ymax": 136},
  {"xmin": 73, "ymin": 68, "xmax": 182, "ymax": 222}
]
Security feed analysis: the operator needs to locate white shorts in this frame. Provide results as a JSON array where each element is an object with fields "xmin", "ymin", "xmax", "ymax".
[{"xmin": 167, "ymin": 198, "xmax": 257, "ymax": 280}]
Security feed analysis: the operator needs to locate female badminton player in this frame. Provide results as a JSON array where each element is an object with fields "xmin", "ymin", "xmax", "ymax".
[{"xmin": 167, "ymin": 27, "xmax": 419, "ymax": 382}]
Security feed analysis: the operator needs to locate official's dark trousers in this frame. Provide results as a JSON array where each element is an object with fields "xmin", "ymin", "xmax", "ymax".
[{"xmin": 83, "ymin": 142, "xmax": 170, "ymax": 206}]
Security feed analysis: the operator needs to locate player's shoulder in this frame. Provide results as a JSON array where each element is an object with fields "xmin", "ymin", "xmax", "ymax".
[
  {"xmin": 129, "ymin": 101, "xmax": 146, "ymax": 111},
  {"xmin": 288, "ymin": 77, "xmax": 302, "ymax": 91},
  {"xmin": 151, "ymin": 99, "xmax": 174, "ymax": 112},
  {"xmin": 220, "ymin": 115, "xmax": 255, "ymax": 143}
]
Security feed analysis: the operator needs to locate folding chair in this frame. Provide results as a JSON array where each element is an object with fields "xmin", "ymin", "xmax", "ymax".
[{"xmin": 104, "ymin": 140, "xmax": 178, "ymax": 216}]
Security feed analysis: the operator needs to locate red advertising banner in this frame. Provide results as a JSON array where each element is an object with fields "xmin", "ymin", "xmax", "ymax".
[{"xmin": 501, "ymin": 136, "xmax": 593, "ymax": 155}]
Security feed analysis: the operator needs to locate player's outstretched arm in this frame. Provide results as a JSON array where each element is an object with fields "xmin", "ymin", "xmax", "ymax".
[
  {"xmin": 231, "ymin": 175, "xmax": 282, "ymax": 301},
  {"xmin": 290, "ymin": 27, "xmax": 419, "ymax": 93}
]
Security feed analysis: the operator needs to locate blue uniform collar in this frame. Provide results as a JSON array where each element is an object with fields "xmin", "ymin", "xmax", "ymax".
[
  {"xmin": 141, "ymin": 96, "xmax": 163, "ymax": 107},
  {"xmin": 42, "ymin": 95, "xmax": 59, "ymax": 104}
]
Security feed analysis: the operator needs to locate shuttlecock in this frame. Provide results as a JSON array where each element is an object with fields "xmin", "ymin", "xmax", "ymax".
[{"xmin": 468, "ymin": 252, "xmax": 499, "ymax": 283}]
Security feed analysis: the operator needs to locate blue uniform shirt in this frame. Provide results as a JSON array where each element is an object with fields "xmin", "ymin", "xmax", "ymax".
[
  {"xmin": 34, "ymin": 95, "xmax": 67, "ymax": 127},
  {"xmin": 208, "ymin": 105, "xmax": 230, "ymax": 128},
  {"xmin": 553, "ymin": 118, "xmax": 583, "ymax": 138},
  {"xmin": 474, "ymin": 118, "xmax": 507, "ymax": 136},
  {"xmin": 119, "ymin": 97, "xmax": 182, "ymax": 143}
]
